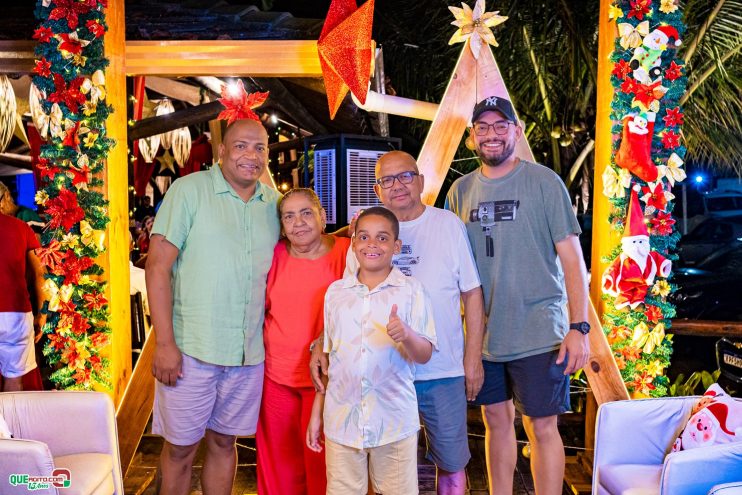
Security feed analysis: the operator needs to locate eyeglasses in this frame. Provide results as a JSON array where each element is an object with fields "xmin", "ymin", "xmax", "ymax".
[
  {"xmin": 375, "ymin": 171, "xmax": 419, "ymax": 189},
  {"xmin": 472, "ymin": 121, "xmax": 513, "ymax": 136}
]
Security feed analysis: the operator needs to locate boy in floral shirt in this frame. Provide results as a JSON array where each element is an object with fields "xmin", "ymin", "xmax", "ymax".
[{"xmin": 306, "ymin": 206, "xmax": 436, "ymax": 495}]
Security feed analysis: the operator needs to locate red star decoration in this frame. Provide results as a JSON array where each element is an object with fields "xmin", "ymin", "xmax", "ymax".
[
  {"xmin": 645, "ymin": 305, "xmax": 664, "ymax": 323},
  {"xmin": 662, "ymin": 130, "xmax": 681, "ymax": 149},
  {"xmin": 52, "ymin": 249, "xmax": 95, "ymax": 286},
  {"xmin": 665, "ymin": 61, "xmax": 684, "ymax": 81},
  {"xmin": 650, "ymin": 211, "xmax": 676, "ymax": 236},
  {"xmin": 620, "ymin": 78, "xmax": 638, "ymax": 94},
  {"xmin": 46, "ymin": 189, "xmax": 85, "ymax": 232},
  {"xmin": 663, "ymin": 107, "xmax": 684, "ymax": 127},
  {"xmin": 32, "ymin": 26, "xmax": 53, "ymax": 43},
  {"xmin": 612, "ymin": 59, "xmax": 632, "ymax": 80},
  {"xmin": 49, "ymin": 74, "xmax": 87, "ymax": 113},
  {"xmin": 642, "ymin": 183, "xmax": 670, "ymax": 211},
  {"xmin": 86, "ymin": 20, "xmax": 105, "ymax": 38},
  {"xmin": 317, "ymin": 0, "xmax": 375, "ymax": 119},
  {"xmin": 633, "ymin": 80, "xmax": 663, "ymax": 108},
  {"xmin": 33, "ymin": 58, "xmax": 52, "ymax": 78},
  {"xmin": 48, "ymin": 0, "xmax": 93, "ymax": 30},
  {"xmin": 627, "ymin": 0, "xmax": 652, "ymax": 20},
  {"xmin": 68, "ymin": 162, "xmax": 91, "ymax": 187}
]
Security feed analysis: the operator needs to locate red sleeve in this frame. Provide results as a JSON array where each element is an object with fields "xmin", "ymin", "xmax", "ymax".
[{"xmin": 24, "ymin": 222, "xmax": 40, "ymax": 252}]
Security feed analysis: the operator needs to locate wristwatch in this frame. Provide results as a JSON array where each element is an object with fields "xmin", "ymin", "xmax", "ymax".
[
  {"xmin": 309, "ymin": 337, "xmax": 322, "ymax": 353},
  {"xmin": 569, "ymin": 321, "xmax": 591, "ymax": 335}
]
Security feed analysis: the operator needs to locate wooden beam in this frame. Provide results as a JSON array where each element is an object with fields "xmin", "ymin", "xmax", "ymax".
[
  {"xmin": 116, "ymin": 334, "xmax": 156, "ymax": 477},
  {"xmin": 253, "ymin": 78, "xmax": 327, "ymax": 134},
  {"xmin": 0, "ymin": 152, "xmax": 32, "ymax": 169},
  {"xmin": 144, "ymin": 76, "xmax": 204, "ymax": 106},
  {"xmin": 0, "ymin": 40, "xmax": 34, "ymax": 74},
  {"xmin": 103, "ymin": 0, "xmax": 132, "ymax": 406},
  {"xmin": 128, "ymin": 101, "xmax": 223, "ymax": 141},
  {"xmin": 670, "ymin": 320, "xmax": 742, "ymax": 338},
  {"xmin": 125, "ymin": 40, "xmax": 323, "ymax": 77},
  {"xmin": 1, "ymin": 40, "xmax": 324, "ymax": 77}
]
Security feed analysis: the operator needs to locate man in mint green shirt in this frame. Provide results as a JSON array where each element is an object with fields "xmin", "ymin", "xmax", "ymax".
[{"xmin": 146, "ymin": 118, "xmax": 281, "ymax": 495}]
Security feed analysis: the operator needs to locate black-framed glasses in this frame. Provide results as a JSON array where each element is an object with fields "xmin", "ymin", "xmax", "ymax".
[
  {"xmin": 472, "ymin": 121, "xmax": 513, "ymax": 136},
  {"xmin": 375, "ymin": 171, "xmax": 419, "ymax": 189}
]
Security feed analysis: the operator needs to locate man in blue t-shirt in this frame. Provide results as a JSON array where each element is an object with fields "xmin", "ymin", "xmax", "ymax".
[{"xmin": 445, "ymin": 96, "xmax": 590, "ymax": 495}]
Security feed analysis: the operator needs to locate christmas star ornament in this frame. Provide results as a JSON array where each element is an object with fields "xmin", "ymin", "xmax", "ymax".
[
  {"xmin": 448, "ymin": 0, "xmax": 507, "ymax": 59},
  {"xmin": 317, "ymin": 0, "xmax": 375, "ymax": 119},
  {"xmin": 157, "ymin": 149, "xmax": 177, "ymax": 175}
]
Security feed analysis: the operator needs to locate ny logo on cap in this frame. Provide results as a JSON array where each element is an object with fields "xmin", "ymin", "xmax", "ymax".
[{"xmin": 485, "ymin": 96, "xmax": 498, "ymax": 106}]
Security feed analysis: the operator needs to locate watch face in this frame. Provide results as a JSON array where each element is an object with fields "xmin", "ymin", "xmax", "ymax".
[{"xmin": 572, "ymin": 322, "xmax": 590, "ymax": 334}]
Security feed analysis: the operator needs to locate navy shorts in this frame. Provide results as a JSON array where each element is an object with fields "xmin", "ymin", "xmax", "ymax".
[
  {"xmin": 472, "ymin": 349, "xmax": 570, "ymax": 417},
  {"xmin": 415, "ymin": 376, "xmax": 471, "ymax": 472}
]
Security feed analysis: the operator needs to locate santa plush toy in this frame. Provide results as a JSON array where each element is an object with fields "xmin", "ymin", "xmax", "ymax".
[
  {"xmin": 631, "ymin": 25, "xmax": 682, "ymax": 84},
  {"xmin": 615, "ymin": 112, "xmax": 658, "ymax": 183},
  {"xmin": 602, "ymin": 187, "xmax": 671, "ymax": 309},
  {"xmin": 673, "ymin": 401, "xmax": 742, "ymax": 451}
]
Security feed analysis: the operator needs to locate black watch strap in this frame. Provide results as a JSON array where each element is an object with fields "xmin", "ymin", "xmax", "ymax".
[{"xmin": 569, "ymin": 321, "xmax": 591, "ymax": 335}]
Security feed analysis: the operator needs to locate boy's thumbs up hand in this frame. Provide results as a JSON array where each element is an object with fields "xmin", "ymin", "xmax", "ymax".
[{"xmin": 387, "ymin": 304, "xmax": 408, "ymax": 343}]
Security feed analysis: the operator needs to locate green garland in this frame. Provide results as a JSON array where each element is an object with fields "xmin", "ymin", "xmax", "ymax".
[
  {"xmin": 601, "ymin": 0, "xmax": 688, "ymax": 397},
  {"xmin": 32, "ymin": 0, "xmax": 113, "ymax": 389}
]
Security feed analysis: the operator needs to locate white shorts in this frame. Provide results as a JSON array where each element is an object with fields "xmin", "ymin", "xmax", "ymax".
[{"xmin": 0, "ymin": 312, "xmax": 36, "ymax": 378}]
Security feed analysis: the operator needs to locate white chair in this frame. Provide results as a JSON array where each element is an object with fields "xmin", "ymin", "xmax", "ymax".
[
  {"xmin": 593, "ymin": 396, "xmax": 742, "ymax": 495},
  {"xmin": 0, "ymin": 391, "xmax": 124, "ymax": 495}
]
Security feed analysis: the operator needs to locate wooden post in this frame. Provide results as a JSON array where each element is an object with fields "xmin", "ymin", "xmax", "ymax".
[{"xmin": 103, "ymin": 0, "xmax": 132, "ymax": 405}]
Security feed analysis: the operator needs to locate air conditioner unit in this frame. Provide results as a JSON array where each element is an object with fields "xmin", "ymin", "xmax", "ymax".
[{"xmin": 304, "ymin": 134, "xmax": 402, "ymax": 232}]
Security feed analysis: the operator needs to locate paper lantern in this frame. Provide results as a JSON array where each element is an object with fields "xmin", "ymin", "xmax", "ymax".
[
  {"xmin": 137, "ymin": 133, "xmax": 160, "ymax": 163},
  {"xmin": 172, "ymin": 127, "xmax": 192, "ymax": 168},
  {"xmin": 0, "ymin": 76, "xmax": 16, "ymax": 153},
  {"xmin": 29, "ymin": 83, "xmax": 46, "ymax": 136},
  {"xmin": 155, "ymin": 99, "xmax": 176, "ymax": 150}
]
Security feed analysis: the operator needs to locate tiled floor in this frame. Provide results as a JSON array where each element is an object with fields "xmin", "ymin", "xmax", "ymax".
[{"xmin": 125, "ymin": 407, "xmax": 586, "ymax": 495}]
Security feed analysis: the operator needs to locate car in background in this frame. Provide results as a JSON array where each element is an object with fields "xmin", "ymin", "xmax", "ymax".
[
  {"xmin": 703, "ymin": 190, "xmax": 742, "ymax": 218},
  {"xmin": 671, "ymin": 215, "xmax": 742, "ymax": 321},
  {"xmin": 676, "ymin": 215, "xmax": 742, "ymax": 267}
]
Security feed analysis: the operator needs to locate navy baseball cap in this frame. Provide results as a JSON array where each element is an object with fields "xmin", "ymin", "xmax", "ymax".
[{"xmin": 471, "ymin": 96, "xmax": 517, "ymax": 123}]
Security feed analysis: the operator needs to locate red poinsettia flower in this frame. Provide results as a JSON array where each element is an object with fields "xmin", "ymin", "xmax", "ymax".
[
  {"xmin": 48, "ymin": 0, "xmax": 93, "ymax": 30},
  {"xmin": 83, "ymin": 292, "xmax": 108, "ymax": 311},
  {"xmin": 607, "ymin": 325, "xmax": 632, "ymax": 344},
  {"xmin": 663, "ymin": 107, "xmax": 684, "ymax": 128},
  {"xmin": 614, "ymin": 354, "xmax": 627, "ymax": 370},
  {"xmin": 662, "ymin": 130, "xmax": 681, "ymax": 149},
  {"xmin": 627, "ymin": 0, "xmax": 652, "ymax": 20},
  {"xmin": 612, "ymin": 59, "xmax": 632, "ymax": 80},
  {"xmin": 68, "ymin": 163, "xmax": 91, "ymax": 187},
  {"xmin": 47, "ymin": 333, "xmax": 69, "ymax": 351},
  {"xmin": 217, "ymin": 80, "xmax": 269, "ymax": 124},
  {"xmin": 89, "ymin": 354, "xmax": 103, "ymax": 372},
  {"xmin": 629, "ymin": 371, "xmax": 656, "ymax": 393},
  {"xmin": 33, "ymin": 58, "xmax": 52, "ymax": 78},
  {"xmin": 73, "ymin": 367, "xmax": 92, "ymax": 385},
  {"xmin": 90, "ymin": 332, "xmax": 109, "ymax": 348},
  {"xmin": 32, "ymin": 26, "xmax": 54, "ymax": 43},
  {"xmin": 665, "ymin": 61, "xmax": 684, "ymax": 81},
  {"xmin": 633, "ymin": 80, "xmax": 663, "ymax": 109},
  {"xmin": 45, "ymin": 189, "xmax": 85, "ymax": 232},
  {"xmin": 620, "ymin": 345, "xmax": 642, "ymax": 361},
  {"xmin": 52, "ymin": 249, "xmax": 95, "ymax": 285},
  {"xmin": 620, "ymin": 78, "xmax": 638, "ymax": 94},
  {"xmin": 38, "ymin": 159, "xmax": 61, "ymax": 182},
  {"xmin": 650, "ymin": 211, "xmax": 676, "ymax": 236},
  {"xmin": 62, "ymin": 121, "xmax": 81, "ymax": 148},
  {"xmin": 56, "ymin": 33, "xmax": 85, "ymax": 56},
  {"xmin": 36, "ymin": 240, "xmax": 65, "ymax": 271},
  {"xmin": 641, "ymin": 183, "xmax": 670, "ymax": 211},
  {"xmin": 49, "ymin": 74, "xmax": 87, "ymax": 113},
  {"xmin": 645, "ymin": 305, "xmax": 664, "ymax": 323},
  {"xmin": 86, "ymin": 19, "xmax": 105, "ymax": 38}
]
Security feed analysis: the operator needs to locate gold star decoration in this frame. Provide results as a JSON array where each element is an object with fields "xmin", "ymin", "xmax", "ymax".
[
  {"xmin": 608, "ymin": 4, "xmax": 624, "ymax": 20},
  {"xmin": 448, "ymin": 0, "xmax": 507, "ymax": 59},
  {"xmin": 157, "ymin": 149, "xmax": 177, "ymax": 175}
]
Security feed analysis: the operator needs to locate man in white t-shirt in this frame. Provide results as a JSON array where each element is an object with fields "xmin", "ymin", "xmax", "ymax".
[{"xmin": 311, "ymin": 151, "xmax": 485, "ymax": 494}]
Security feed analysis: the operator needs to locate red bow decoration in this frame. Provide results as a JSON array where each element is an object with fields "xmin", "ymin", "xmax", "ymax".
[
  {"xmin": 317, "ymin": 0, "xmax": 375, "ymax": 119},
  {"xmin": 36, "ymin": 240, "xmax": 65, "ymax": 271},
  {"xmin": 216, "ymin": 80, "xmax": 269, "ymax": 125}
]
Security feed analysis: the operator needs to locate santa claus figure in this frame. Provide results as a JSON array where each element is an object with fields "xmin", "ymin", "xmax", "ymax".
[
  {"xmin": 631, "ymin": 25, "xmax": 682, "ymax": 84},
  {"xmin": 602, "ymin": 188, "xmax": 671, "ymax": 309},
  {"xmin": 673, "ymin": 401, "xmax": 741, "ymax": 451},
  {"xmin": 615, "ymin": 112, "xmax": 658, "ymax": 183}
]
